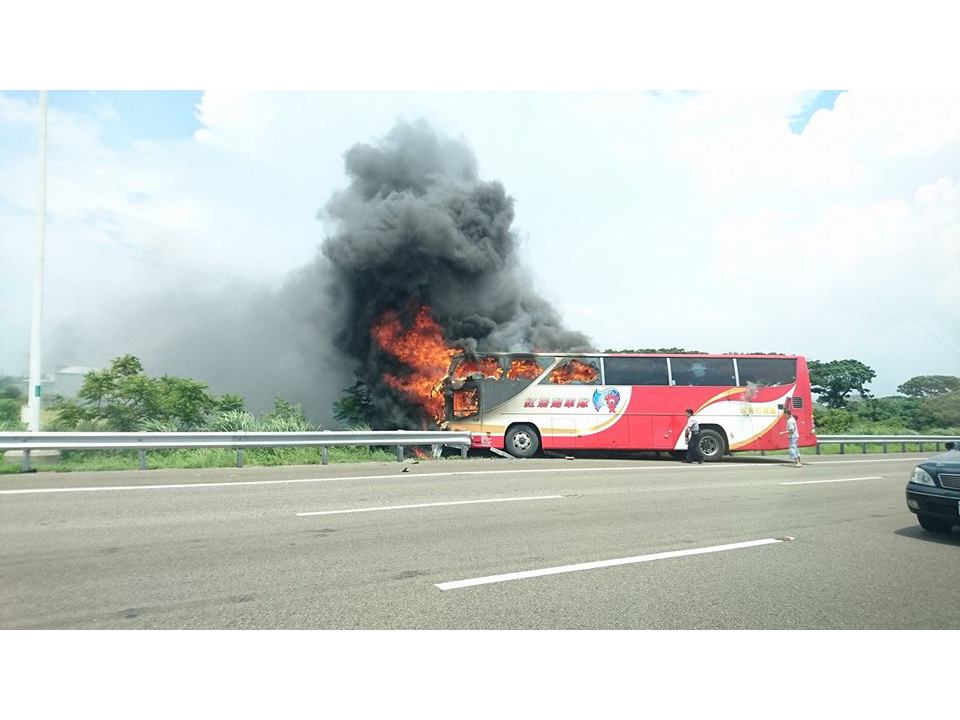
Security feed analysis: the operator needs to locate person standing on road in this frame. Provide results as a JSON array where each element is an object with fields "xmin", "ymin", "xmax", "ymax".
[
  {"xmin": 684, "ymin": 408, "xmax": 703, "ymax": 464},
  {"xmin": 781, "ymin": 407, "xmax": 802, "ymax": 467}
]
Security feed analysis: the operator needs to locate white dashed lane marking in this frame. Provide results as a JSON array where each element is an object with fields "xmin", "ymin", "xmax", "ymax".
[
  {"xmin": 297, "ymin": 495, "xmax": 564, "ymax": 516},
  {"xmin": 435, "ymin": 537, "xmax": 786, "ymax": 591},
  {"xmin": 780, "ymin": 476, "xmax": 885, "ymax": 485}
]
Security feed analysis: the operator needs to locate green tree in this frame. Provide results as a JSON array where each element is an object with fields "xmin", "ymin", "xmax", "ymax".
[
  {"xmin": 49, "ymin": 355, "xmax": 243, "ymax": 431},
  {"xmin": 812, "ymin": 404, "xmax": 857, "ymax": 433},
  {"xmin": 216, "ymin": 394, "xmax": 247, "ymax": 413},
  {"xmin": 0, "ymin": 378, "xmax": 24, "ymax": 401},
  {"xmin": 923, "ymin": 390, "xmax": 960, "ymax": 429},
  {"xmin": 852, "ymin": 396, "xmax": 932, "ymax": 431},
  {"xmin": 157, "ymin": 376, "xmax": 217, "ymax": 429},
  {"xmin": 260, "ymin": 396, "xmax": 314, "ymax": 431},
  {"xmin": 808, "ymin": 359, "xmax": 876, "ymax": 409},
  {"xmin": 0, "ymin": 397, "xmax": 23, "ymax": 425},
  {"xmin": 332, "ymin": 375, "xmax": 374, "ymax": 428},
  {"xmin": 897, "ymin": 375, "xmax": 960, "ymax": 398}
]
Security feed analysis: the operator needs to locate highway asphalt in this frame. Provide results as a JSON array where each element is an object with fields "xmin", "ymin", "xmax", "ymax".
[{"xmin": 1, "ymin": 453, "xmax": 957, "ymax": 629}]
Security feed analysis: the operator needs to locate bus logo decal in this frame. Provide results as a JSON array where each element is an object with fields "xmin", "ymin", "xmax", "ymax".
[{"xmin": 592, "ymin": 387, "xmax": 622, "ymax": 413}]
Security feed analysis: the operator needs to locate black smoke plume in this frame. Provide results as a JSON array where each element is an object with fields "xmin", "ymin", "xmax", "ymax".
[{"xmin": 321, "ymin": 120, "xmax": 592, "ymax": 428}]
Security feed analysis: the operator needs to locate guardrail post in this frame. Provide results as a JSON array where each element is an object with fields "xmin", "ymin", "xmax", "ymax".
[
  {"xmin": 936, "ymin": 442, "xmax": 941, "ymax": 451},
  {"xmin": 138, "ymin": 450, "xmax": 147, "ymax": 471},
  {"xmin": 816, "ymin": 444, "xmax": 821, "ymax": 455},
  {"xmin": 901, "ymin": 442, "xmax": 906, "ymax": 452},
  {"xmin": 322, "ymin": 447, "xmax": 329, "ymax": 466},
  {"xmin": 840, "ymin": 443, "xmax": 845, "ymax": 454},
  {"xmin": 396, "ymin": 445, "xmax": 403, "ymax": 462},
  {"xmin": 919, "ymin": 442, "xmax": 924, "ymax": 452},
  {"xmin": 461, "ymin": 445, "xmax": 467, "ymax": 459},
  {"xmin": 22, "ymin": 449, "xmax": 31, "ymax": 473},
  {"xmin": 861, "ymin": 442, "xmax": 867, "ymax": 454},
  {"xmin": 882, "ymin": 442, "xmax": 888, "ymax": 453},
  {"xmin": 236, "ymin": 449, "xmax": 244, "ymax": 468}
]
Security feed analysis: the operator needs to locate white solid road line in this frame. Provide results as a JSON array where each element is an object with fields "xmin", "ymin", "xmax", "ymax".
[
  {"xmin": 780, "ymin": 476, "xmax": 885, "ymax": 486},
  {"xmin": 297, "ymin": 495, "xmax": 564, "ymax": 516},
  {"xmin": 0, "ymin": 455, "xmax": 929, "ymax": 495},
  {"xmin": 435, "ymin": 537, "xmax": 784, "ymax": 591},
  {"xmin": 0, "ymin": 462, "xmax": 756, "ymax": 495},
  {"xmin": 803, "ymin": 457, "xmax": 926, "ymax": 464}
]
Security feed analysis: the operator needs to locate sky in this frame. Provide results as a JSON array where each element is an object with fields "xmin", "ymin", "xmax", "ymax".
[{"xmin": 1, "ymin": 89, "xmax": 958, "ymax": 417}]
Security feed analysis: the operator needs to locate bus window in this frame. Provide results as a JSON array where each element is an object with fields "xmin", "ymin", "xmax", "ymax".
[
  {"xmin": 670, "ymin": 357, "xmax": 736, "ymax": 386},
  {"xmin": 506, "ymin": 356, "xmax": 554, "ymax": 380},
  {"xmin": 545, "ymin": 357, "xmax": 601, "ymax": 385},
  {"xmin": 603, "ymin": 357, "xmax": 669, "ymax": 385},
  {"xmin": 737, "ymin": 358, "xmax": 797, "ymax": 386},
  {"xmin": 450, "ymin": 355, "xmax": 503, "ymax": 381}
]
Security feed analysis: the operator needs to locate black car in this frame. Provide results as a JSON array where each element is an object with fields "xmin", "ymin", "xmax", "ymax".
[{"xmin": 905, "ymin": 442, "xmax": 960, "ymax": 533}]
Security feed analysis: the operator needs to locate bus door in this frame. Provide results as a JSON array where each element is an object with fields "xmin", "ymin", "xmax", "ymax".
[{"xmin": 445, "ymin": 355, "xmax": 502, "ymax": 429}]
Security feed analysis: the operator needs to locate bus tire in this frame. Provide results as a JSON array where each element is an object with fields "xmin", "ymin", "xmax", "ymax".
[
  {"xmin": 697, "ymin": 428, "xmax": 726, "ymax": 462},
  {"xmin": 505, "ymin": 424, "xmax": 540, "ymax": 458}
]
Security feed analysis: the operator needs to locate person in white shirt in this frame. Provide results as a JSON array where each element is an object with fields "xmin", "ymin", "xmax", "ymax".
[
  {"xmin": 781, "ymin": 407, "xmax": 802, "ymax": 467},
  {"xmin": 684, "ymin": 408, "xmax": 703, "ymax": 464}
]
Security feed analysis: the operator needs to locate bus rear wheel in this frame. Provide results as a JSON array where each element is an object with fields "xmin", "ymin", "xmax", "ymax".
[
  {"xmin": 697, "ymin": 429, "xmax": 726, "ymax": 462},
  {"xmin": 505, "ymin": 424, "xmax": 540, "ymax": 458}
]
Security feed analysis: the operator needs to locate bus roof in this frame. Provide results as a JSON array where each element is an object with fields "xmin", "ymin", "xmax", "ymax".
[{"xmin": 452, "ymin": 352, "xmax": 804, "ymax": 359}]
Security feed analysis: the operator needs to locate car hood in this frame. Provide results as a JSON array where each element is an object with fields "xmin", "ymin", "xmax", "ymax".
[{"xmin": 918, "ymin": 449, "xmax": 960, "ymax": 474}]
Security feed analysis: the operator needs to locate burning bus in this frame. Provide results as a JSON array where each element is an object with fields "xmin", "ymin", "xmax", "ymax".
[{"xmin": 442, "ymin": 352, "xmax": 817, "ymax": 461}]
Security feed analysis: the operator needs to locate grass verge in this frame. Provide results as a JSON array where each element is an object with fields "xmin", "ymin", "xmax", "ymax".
[{"xmin": 0, "ymin": 445, "xmax": 429, "ymax": 474}]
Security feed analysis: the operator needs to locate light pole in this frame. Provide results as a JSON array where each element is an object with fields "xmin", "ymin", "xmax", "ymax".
[{"xmin": 27, "ymin": 90, "xmax": 47, "ymax": 433}]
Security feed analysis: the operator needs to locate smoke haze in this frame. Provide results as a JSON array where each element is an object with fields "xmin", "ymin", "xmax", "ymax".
[{"xmin": 46, "ymin": 119, "xmax": 591, "ymax": 428}]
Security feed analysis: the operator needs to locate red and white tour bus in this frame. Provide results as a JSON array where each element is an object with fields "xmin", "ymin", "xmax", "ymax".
[{"xmin": 442, "ymin": 353, "xmax": 816, "ymax": 460}]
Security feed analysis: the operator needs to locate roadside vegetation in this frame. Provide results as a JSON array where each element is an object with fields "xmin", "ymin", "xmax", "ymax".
[
  {"xmin": 0, "ymin": 377, "xmax": 27, "ymax": 432},
  {"xmin": 0, "ymin": 357, "xmax": 400, "ymax": 473}
]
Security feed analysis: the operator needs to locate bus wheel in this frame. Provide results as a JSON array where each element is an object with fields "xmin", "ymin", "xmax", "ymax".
[
  {"xmin": 505, "ymin": 424, "xmax": 540, "ymax": 458},
  {"xmin": 697, "ymin": 429, "xmax": 726, "ymax": 462}
]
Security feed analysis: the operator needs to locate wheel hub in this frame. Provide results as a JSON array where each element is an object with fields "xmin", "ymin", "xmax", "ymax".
[
  {"xmin": 700, "ymin": 437, "xmax": 718, "ymax": 456},
  {"xmin": 513, "ymin": 432, "xmax": 531, "ymax": 451}
]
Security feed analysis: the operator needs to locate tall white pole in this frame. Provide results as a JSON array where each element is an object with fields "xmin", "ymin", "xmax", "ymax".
[{"xmin": 27, "ymin": 90, "xmax": 47, "ymax": 433}]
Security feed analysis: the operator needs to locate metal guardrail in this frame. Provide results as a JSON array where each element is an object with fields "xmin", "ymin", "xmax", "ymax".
[
  {"xmin": 814, "ymin": 434, "xmax": 958, "ymax": 455},
  {"xmin": 0, "ymin": 431, "xmax": 473, "ymax": 472},
  {"xmin": 2, "ymin": 431, "xmax": 956, "ymax": 472}
]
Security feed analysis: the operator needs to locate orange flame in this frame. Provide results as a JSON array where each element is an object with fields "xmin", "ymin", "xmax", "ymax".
[
  {"xmin": 370, "ymin": 306, "xmax": 455, "ymax": 423},
  {"xmin": 453, "ymin": 356, "xmax": 503, "ymax": 380},
  {"xmin": 452, "ymin": 387, "xmax": 479, "ymax": 417},
  {"xmin": 507, "ymin": 358, "xmax": 542, "ymax": 379},
  {"xmin": 548, "ymin": 359, "xmax": 599, "ymax": 385}
]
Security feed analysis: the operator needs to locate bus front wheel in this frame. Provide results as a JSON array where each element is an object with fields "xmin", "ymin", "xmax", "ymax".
[
  {"xmin": 697, "ymin": 429, "xmax": 726, "ymax": 462},
  {"xmin": 505, "ymin": 424, "xmax": 540, "ymax": 458}
]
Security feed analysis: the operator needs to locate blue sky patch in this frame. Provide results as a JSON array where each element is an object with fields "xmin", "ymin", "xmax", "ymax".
[
  {"xmin": 6, "ymin": 90, "xmax": 204, "ymax": 144},
  {"xmin": 790, "ymin": 90, "xmax": 845, "ymax": 134}
]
